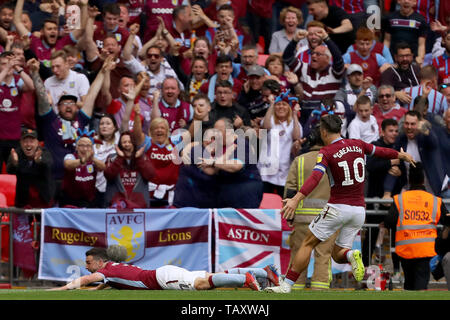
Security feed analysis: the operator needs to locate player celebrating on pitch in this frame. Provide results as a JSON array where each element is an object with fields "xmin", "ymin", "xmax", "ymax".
[
  {"xmin": 265, "ymin": 114, "xmax": 416, "ymax": 293},
  {"xmin": 48, "ymin": 245, "xmax": 280, "ymax": 291}
]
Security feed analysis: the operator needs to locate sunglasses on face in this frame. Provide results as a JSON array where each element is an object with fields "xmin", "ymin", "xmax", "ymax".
[
  {"xmin": 379, "ymin": 94, "xmax": 392, "ymax": 98},
  {"xmin": 148, "ymin": 54, "xmax": 160, "ymax": 59}
]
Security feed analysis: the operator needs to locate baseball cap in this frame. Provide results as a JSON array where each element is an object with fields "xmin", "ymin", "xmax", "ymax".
[
  {"xmin": 21, "ymin": 128, "xmax": 38, "ymax": 139},
  {"xmin": 57, "ymin": 94, "xmax": 78, "ymax": 105},
  {"xmin": 247, "ymin": 65, "xmax": 265, "ymax": 77},
  {"xmin": 346, "ymin": 64, "xmax": 363, "ymax": 75}
]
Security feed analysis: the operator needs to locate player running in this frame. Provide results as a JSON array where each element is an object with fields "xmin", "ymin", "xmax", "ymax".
[
  {"xmin": 48, "ymin": 245, "xmax": 280, "ymax": 291},
  {"xmin": 265, "ymin": 114, "xmax": 415, "ymax": 293}
]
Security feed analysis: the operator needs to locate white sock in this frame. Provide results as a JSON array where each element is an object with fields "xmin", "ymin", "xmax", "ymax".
[{"xmin": 346, "ymin": 250, "xmax": 354, "ymax": 262}]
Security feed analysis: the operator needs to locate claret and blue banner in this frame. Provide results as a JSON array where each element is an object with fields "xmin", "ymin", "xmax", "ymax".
[
  {"xmin": 214, "ymin": 208, "xmax": 291, "ymax": 274},
  {"xmin": 38, "ymin": 208, "xmax": 360, "ymax": 282},
  {"xmin": 38, "ymin": 208, "xmax": 212, "ymax": 281}
]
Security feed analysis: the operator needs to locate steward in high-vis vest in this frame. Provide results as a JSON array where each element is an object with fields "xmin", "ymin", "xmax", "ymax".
[
  {"xmin": 284, "ymin": 135, "xmax": 338, "ymax": 290},
  {"xmin": 385, "ymin": 162, "xmax": 449, "ymax": 290}
]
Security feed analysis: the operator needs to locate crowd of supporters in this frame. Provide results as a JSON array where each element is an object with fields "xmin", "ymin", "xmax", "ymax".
[{"xmin": 0, "ymin": 0, "xmax": 448, "ymax": 211}]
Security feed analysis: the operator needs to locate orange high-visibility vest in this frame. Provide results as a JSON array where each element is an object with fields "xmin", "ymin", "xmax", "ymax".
[{"xmin": 393, "ymin": 190, "xmax": 442, "ymax": 259}]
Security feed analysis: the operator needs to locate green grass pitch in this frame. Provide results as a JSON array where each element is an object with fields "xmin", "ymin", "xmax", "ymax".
[
  {"xmin": 0, "ymin": 288, "xmax": 449, "ymax": 300},
  {"xmin": 1, "ymin": 288, "xmax": 448, "ymax": 318}
]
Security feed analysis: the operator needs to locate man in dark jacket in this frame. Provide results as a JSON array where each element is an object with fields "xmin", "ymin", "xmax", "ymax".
[
  {"xmin": 237, "ymin": 65, "xmax": 269, "ymax": 120},
  {"xmin": 390, "ymin": 111, "xmax": 447, "ymax": 197},
  {"xmin": 6, "ymin": 128, "xmax": 54, "ymax": 208}
]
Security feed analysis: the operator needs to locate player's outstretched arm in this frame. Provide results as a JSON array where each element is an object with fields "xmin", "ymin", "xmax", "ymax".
[
  {"xmin": 281, "ymin": 192, "xmax": 306, "ymax": 221},
  {"xmin": 397, "ymin": 147, "xmax": 416, "ymax": 167},
  {"xmin": 47, "ymin": 273, "xmax": 104, "ymax": 291},
  {"xmin": 281, "ymin": 167, "xmax": 325, "ymax": 221}
]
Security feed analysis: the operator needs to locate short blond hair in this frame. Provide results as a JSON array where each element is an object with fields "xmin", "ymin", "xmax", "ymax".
[
  {"xmin": 280, "ymin": 6, "xmax": 303, "ymax": 28},
  {"xmin": 149, "ymin": 117, "xmax": 170, "ymax": 144}
]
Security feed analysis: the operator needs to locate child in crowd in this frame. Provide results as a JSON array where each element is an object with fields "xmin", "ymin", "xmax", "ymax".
[{"xmin": 347, "ymin": 95, "xmax": 379, "ymax": 143}]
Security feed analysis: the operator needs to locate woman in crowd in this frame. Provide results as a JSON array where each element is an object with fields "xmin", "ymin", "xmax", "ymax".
[
  {"xmin": 258, "ymin": 91, "xmax": 302, "ymax": 197},
  {"xmin": 177, "ymin": 56, "xmax": 210, "ymax": 102},
  {"xmin": 265, "ymin": 54, "xmax": 289, "ymax": 89},
  {"xmin": 93, "ymin": 114, "xmax": 120, "ymax": 208},
  {"xmin": 104, "ymin": 131, "xmax": 155, "ymax": 209},
  {"xmin": 268, "ymin": 6, "xmax": 304, "ymax": 56},
  {"xmin": 133, "ymin": 103, "xmax": 185, "ymax": 207},
  {"xmin": 181, "ymin": 37, "xmax": 216, "ymax": 77}
]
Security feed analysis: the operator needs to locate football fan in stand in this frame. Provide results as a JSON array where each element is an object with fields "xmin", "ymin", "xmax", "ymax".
[
  {"xmin": 48, "ymin": 245, "xmax": 280, "ymax": 291},
  {"xmin": 265, "ymin": 114, "xmax": 416, "ymax": 293}
]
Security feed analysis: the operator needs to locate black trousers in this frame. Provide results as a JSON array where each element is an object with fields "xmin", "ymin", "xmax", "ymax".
[
  {"xmin": 262, "ymin": 181, "xmax": 284, "ymax": 198},
  {"xmin": 400, "ymin": 256, "xmax": 432, "ymax": 290}
]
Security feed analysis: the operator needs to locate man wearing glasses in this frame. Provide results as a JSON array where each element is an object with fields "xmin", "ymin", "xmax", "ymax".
[
  {"xmin": 380, "ymin": 42, "xmax": 421, "ymax": 105},
  {"xmin": 372, "ymin": 85, "xmax": 407, "ymax": 132},
  {"xmin": 124, "ymin": 45, "xmax": 182, "ymax": 96},
  {"xmin": 234, "ymin": 44, "xmax": 270, "ymax": 83}
]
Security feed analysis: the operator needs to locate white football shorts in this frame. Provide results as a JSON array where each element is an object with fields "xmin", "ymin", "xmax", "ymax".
[
  {"xmin": 309, "ymin": 203, "xmax": 365, "ymax": 249},
  {"xmin": 156, "ymin": 265, "xmax": 207, "ymax": 290}
]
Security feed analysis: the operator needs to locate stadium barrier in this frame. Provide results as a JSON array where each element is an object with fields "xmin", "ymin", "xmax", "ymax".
[{"xmin": 0, "ymin": 198, "xmax": 449, "ymax": 288}]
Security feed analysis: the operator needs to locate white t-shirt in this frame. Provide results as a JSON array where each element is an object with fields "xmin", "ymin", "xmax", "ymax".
[
  {"xmin": 347, "ymin": 115, "xmax": 379, "ymax": 143},
  {"xmin": 45, "ymin": 70, "xmax": 90, "ymax": 113},
  {"xmin": 258, "ymin": 117, "xmax": 299, "ymax": 186}
]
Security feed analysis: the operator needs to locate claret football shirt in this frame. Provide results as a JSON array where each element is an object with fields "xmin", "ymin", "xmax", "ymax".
[
  {"xmin": 96, "ymin": 262, "xmax": 161, "ymax": 290},
  {"xmin": 300, "ymin": 138, "xmax": 398, "ymax": 207}
]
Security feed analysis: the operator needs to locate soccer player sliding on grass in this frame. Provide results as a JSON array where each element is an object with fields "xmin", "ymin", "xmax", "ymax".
[
  {"xmin": 48, "ymin": 245, "xmax": 280, "ymax": 291},
  {"xmin": 265, "ymin": 114, "xmax": 416, "ymax": 293}
]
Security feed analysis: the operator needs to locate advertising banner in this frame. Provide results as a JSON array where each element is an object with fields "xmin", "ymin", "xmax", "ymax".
[
  {"xmin": 39, "ymin": 208, "xmax": 212, "ymax": 281},
  {"xmin": 214, "ymin": 208, "xmax": 291, "ymax": 274}
]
